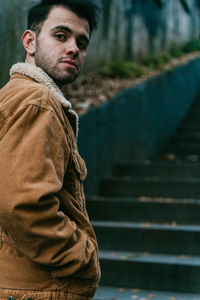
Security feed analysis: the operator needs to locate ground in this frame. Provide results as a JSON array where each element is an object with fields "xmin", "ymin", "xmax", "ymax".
[{"xmin": 62, "ymin": 52, "xmax": 200, "ymax": 115}]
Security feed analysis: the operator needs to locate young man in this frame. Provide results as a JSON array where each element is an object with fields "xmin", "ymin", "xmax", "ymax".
[{"xmin": 0, "ymin": 0, "xmax": 101, "ymax": 299}]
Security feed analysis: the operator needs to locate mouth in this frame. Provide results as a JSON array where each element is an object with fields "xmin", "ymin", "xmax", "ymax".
[{"xmin": 60, "ymin": 59, "xmax": 78, "ymax": 71}]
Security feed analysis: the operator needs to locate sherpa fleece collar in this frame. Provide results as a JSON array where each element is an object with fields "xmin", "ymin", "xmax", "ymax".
[{"xmin": 10, "ymin": 63, "xmax": 79, "ymax": 135}]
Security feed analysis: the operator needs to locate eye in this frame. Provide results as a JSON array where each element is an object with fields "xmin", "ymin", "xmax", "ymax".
[
  {"xmin": 77, "ymin": 40, "xmax": 88, "ymax": 50},
  {"xmin": 55, "ymin": 33, "xmax": 66, "ymax": 41}
]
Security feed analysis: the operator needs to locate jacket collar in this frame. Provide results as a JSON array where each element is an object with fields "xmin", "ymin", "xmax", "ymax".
[{"xmin": 10, "ymin": 63, "xmax": 79, "ymax": 136}]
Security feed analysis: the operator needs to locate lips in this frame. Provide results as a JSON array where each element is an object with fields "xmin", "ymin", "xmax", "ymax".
[{"xmin": 61, "ymin": 59, "xmax": 77, "ymax": 70}]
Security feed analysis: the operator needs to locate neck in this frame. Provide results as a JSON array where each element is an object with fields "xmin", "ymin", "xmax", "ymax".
[
  {"xmin": 53, "ymin": 79, "xmax": 64, "ymax": 90},
  {"xmin": 25, "ymin": 55, "xmax": 35, "ymax": 65}
]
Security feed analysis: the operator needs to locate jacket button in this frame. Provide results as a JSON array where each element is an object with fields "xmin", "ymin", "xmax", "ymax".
[{"xmin": 8, "ymin": 297, "xmax": 15, "ymax": 300}]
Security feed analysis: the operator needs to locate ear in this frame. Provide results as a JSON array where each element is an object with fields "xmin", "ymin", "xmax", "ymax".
[{"xmin": 22, "ymin": 30, "xmax": 36, "ymax": 55}]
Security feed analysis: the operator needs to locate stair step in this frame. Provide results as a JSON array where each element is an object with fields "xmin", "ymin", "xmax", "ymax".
[
  {"xmin": 87, "ymin": 197, "xmax": 200, "ymax": 224},
  {"xmin": 183, "ymin": 116, "xmax": 200, "ymax": 123},
  {"xmin": 99, "ymin": 250, "xmax": 200, "ymax": 293},
  {"xmin": 173, "ymin": 131, "xmax": 200, "ymax": 137},
  {"xmin": 91, "ymin": 97, "xmax": 200, "ymax": 294},
  {"xmin": 114, "ymin": 161, "xmax": 200, "ymax": 177},
  {"xmin": 177, "ymin": 133, "xmax": 200, "ymax": 141},
  {"xmin": 188, "ymin": 103, "xmax": 200, "ymax": 110},
  {"xmin": 93, "ymin": 221, "xmax": 200, "ymax": 255},
  {"xmin": 173, "ymin": 132, "xmax": 200, "ymax": 138},
  {"xmin": 179, "ymin": 119, "xmax": 200, "ymax": 125},
  {"xmin": 100, "ymin": 178, "xmax": 200, "ymax": 198},
  {"xmin": 177, "ymin": 124, "xmax": 200, "ymax": 132},
  {"xmin": 167, "ymin": 143, "xmax": 200, "ymax": 155},
  {"xmin": 183, "ymin": 111, "xmax": 200, "ymax": 120},
  {"xmin": 172, "ymin": 137, "xmax": 200, "ymax": 144},
  {"xmin": 94, "ymin": 286, "xmax": 200, "ymax": 300},
  {"xmin": 158, "ymin": 154, "xmax": 200, "ymax": 162}
]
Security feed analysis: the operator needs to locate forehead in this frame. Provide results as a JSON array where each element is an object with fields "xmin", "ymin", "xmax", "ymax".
[{"xmin": 41, "ymin": 6, "xmax": 90, "ymax": 37}]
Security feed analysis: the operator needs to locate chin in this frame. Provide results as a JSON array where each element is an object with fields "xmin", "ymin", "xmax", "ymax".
[{"xmin": 53, "ymin": 75, "xmax": 78, "ymax": 86}]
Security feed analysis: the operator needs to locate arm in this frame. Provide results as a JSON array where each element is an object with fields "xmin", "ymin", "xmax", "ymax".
[{"xmin": 0, "ymin": 104, "xmax": 98, "ymax": 279}]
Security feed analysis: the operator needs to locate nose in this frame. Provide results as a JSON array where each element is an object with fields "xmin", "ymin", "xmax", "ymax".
[{"xmin": 65, "ymin": 38, "xmax": 79, "ymax": 58}]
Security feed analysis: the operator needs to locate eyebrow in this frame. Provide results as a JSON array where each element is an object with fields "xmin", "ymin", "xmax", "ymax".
[{"xmin": 51, "ymin": 25, "xmax": 90, "ymax": 45}]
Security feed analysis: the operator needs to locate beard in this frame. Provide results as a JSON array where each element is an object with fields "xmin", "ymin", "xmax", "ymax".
[{"xmin": 34, "ymin": 41, "xmax": 80, "ymax": 87}]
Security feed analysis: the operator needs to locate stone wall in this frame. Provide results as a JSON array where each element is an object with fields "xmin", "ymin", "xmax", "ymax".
[
  {"xmin": 0, "ymin": 0, "xmax": 28, "ymax": 86},
  {"xmin": 85, "ymin": 0, "xmax": 200, "ymax": 70}
]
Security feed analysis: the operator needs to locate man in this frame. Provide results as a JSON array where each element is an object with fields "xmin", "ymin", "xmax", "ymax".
[{"xmin": 0, "ymin": 0, "xmax": 101, "ymax": 299}]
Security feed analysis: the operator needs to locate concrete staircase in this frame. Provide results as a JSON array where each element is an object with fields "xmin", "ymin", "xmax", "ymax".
[{"xmin": 89, "ymin": 99, "xmax": 200, "ymax": 299}]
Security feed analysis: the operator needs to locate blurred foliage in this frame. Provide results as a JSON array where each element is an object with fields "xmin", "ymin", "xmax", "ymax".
[
  {"xmin": 99, "ymin": 61, "xmax": 145, "ymax": 78},
  {"xmin": 182, "ymin": 40, "xmax": 200, "ymax": 53},
  {"xmin": 143, "ymin": 53, "xmax": 170, "ymax": 70},
  {"xmin": 99, "ymin": 39, "xmax": 200, "ymax": 78},
  {"xmin": 169, "ymin": 40, "xmax": 200, "ymax": 59}
]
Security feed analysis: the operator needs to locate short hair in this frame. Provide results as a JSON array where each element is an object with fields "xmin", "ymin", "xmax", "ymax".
[{"xmin": 27, "ymin": 0, "xmax": 101, "ymax": 36}]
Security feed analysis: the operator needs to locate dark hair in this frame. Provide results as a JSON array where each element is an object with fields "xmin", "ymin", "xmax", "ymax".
[{"xmin": 28, "ymin": 0, "xmax": 101, "ymax": 35}]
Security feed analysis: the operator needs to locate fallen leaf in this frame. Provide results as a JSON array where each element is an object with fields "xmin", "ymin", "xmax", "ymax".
[
  {"xmin": 120, "ymin": 256, "xmax": 127, "ymax": 260},
  {"xmin": 132, "ymin": 296, "xmax": 138, "ymax": 299},
  {"xmin": 166, "ymin": 198, "xmax": 173, "ymax": 203},
  {"xmin": 170, "ymin": 297, "xmax": 177, "ymax": 300},
  {"xmin": 111, "ymin": 253, "xmax": 117, "ymax": 257},
  {"xmin": 148, "ymin": 294, "xmax": 155, "ymax": 298},
  {"xmin": 132, "ymin": 289, "xmax": 140, "ymax": 293},
  {"xmin": 123, "ymin": 176, "xmax": 131, "ymax": 181},
  {"xmin": 139, "ymin": 196, "xmax": 151, "ymax": 202},
  {"xmin": 165, "ymin": 153, "xmax": 176, "ymax": 160},
  {"xmin": 179, "ymin": 255, "xmax": 188, "ymax": 259},
  {"xmin": 141, "ymin": 223, "xmax": 150, "ymax": 228},
  {"xmin": 171, "ymin": 222, "xmax": 177, "ymax": 226},
  {"xmin": 118, "ymin": 288, "xmax": 125, "ymax": 293},
  {"xmin": 187, "ymin": 155, "xmax": 198, "ymax": 161},
  {"xmin": 98, "ymin": 196, "xmax": 107, "ymax": 201}
]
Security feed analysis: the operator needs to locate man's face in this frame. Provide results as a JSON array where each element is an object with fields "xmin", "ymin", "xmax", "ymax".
[{"xmin": 33, "ymin": 6, "xmax": 90, "ymax": 86}]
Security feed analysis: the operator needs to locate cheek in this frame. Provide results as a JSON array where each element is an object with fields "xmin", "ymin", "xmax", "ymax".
[
  {"xmin": 41, "ymin": 39, "xmax": 60, "ymax": 55},
  {"xmin": 78, "ymin": 53, "xmax": 87, "ymax": 66}
]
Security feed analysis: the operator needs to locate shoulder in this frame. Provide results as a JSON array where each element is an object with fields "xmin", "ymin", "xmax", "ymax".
[{"xmin": 0, "ymin": 74, "xmax": 64, "ymax": 119}]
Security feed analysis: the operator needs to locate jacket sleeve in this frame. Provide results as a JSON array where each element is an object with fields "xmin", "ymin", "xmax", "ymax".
[{"xmin": 0, "ymin": 103, "xmax": 98, "ymax": 279}]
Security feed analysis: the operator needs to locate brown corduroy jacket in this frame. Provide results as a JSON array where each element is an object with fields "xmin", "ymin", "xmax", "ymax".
[{"xmin": 0, "ymin": 63, "xmax": 100, "ymax": 300}]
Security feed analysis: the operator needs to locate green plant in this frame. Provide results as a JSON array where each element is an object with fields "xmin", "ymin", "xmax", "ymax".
[
  {"xmin": 99, "ymin": 61, "xmax": 146, "ymax": 78},
  {"xmin": 143, "ymin": 53, "xmax": 170, "ymax": 70},
  {"xmin": 170, "ymin": 46, "xmax": 184, "ymax": 58},
  {"xmin": 182, "ymin": 40, "xmax": 200, "ymax": 52},
  {"xmin": 170, "ymin": 40, "xmax": 200, "ymax": 58},
  {"xmin": 98, "ymin": 39, "xmax": 200, "ymax": 79}
]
